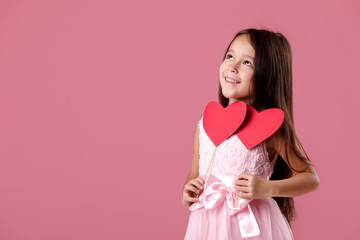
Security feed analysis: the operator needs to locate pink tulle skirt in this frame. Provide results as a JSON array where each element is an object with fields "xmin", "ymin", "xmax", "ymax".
[{"xmin": 184, "ymin": 197, "xmax": 293, "ymax": 240}]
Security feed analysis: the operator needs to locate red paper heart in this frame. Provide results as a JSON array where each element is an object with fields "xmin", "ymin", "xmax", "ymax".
[
  {"xmin": 235, "ymin": 105, "xmax": 284, "ymax": 149},
  {"xmin": 203, "ymin": 101, "xmax": 247, "ymax": 146}
]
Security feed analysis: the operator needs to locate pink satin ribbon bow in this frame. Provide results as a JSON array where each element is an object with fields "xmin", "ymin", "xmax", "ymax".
[{"xmin": 189, "ymin": 174, "xmax": 260, "ymax": 238}]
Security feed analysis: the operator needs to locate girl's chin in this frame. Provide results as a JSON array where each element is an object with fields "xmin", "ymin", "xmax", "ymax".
[{"xmin": 222, "ymin": 92, "xmax": 241, "ymax": 100}]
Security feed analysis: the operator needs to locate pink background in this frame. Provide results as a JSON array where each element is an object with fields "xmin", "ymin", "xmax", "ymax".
[{"xmin": 0, "ymin": 0, "xmax": 359, "ymax": 239}]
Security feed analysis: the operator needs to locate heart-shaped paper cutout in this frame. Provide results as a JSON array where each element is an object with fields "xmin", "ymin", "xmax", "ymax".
[
  {"xmin": 235, "ymin": 105, "xmax": 284, "ymax": 149},
  {"xmin": 203, "ymin": 101, "xmax": 247, "ymax": 146}
]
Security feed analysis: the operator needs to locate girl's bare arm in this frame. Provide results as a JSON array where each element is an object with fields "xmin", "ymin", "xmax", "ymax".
[
  {"xmin": 236, "ymin": 133, "xmax": 320, "ymax": 199},
  {"xmin": 267, "ymin": 133, "xmax": 320, "ymax": 197},
  {"xmin": 183, "ymin": 120, "xmax": 201, "ymax": 187},
  {"xmin": 181, "ymin": 120, "xmax": 205, "ymax": 207}
]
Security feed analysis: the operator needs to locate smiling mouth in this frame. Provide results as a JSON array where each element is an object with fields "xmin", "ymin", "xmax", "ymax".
[{"xmin": 225, "ymin": 77, "xmax": 240, "ymax": 84}]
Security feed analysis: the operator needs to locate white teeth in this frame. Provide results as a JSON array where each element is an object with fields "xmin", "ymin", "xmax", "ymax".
[{"xmin": 226, "ymin": 77, "xmax": 239, "ymax": 83}]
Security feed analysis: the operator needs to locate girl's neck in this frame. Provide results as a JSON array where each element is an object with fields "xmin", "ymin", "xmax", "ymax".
[{"xmin": 228, "ymin": 97, "xmax": 254, "ymax": 106}]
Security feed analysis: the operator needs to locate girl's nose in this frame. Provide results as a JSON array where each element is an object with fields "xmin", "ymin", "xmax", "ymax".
[{"xmin": 228, "ymin": 64, "xmax": 237, "ymax": 73}]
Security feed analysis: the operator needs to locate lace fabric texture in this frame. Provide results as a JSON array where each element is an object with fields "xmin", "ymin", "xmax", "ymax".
[
  {"xmin": 184, "ymin": 116, "xmax": 293, "ymax": 240},
  {"xmin": 198, "ymin": 116, "xmax": 277, "ymax": 181}
]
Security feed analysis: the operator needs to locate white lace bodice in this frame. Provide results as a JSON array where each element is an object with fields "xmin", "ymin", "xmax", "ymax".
[{"xmin": 198, "ymin": 116, "xmax": 276, "ymax": 182}]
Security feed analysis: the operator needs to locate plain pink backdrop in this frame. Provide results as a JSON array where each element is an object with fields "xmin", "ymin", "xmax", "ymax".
[{"xmin": 0, "ymin": 0, "xmax": 359, "ymax": 239}]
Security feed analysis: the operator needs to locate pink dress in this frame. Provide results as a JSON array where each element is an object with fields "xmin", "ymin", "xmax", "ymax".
[{"xmin": 184, "ymin": 117, "xmax": 293, "ymax": 240}]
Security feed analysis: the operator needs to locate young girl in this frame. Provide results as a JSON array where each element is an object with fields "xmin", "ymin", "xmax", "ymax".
[{"xmin": 182, "ymin": 28, "xmax": 320, "ymax": 239}]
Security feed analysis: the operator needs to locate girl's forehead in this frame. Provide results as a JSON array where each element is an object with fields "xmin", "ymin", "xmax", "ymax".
[{"xmin": 228, "ymin": 35, "xmax": 255, "ymax": 57}]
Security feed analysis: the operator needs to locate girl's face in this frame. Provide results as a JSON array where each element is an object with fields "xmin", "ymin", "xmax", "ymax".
[{"xmin": 219, "ymin": 34, "xmax": 255, "ymax": 106}]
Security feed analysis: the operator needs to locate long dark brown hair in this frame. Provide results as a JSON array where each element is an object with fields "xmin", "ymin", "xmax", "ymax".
[{"xmin": 218, "ymin": 28, "xmax": 312, "ymax": 224}]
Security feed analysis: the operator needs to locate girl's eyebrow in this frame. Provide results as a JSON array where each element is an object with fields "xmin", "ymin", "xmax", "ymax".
[{"xmin": 227, "ymin": 49, "xmax": 254, "ymax": 60}]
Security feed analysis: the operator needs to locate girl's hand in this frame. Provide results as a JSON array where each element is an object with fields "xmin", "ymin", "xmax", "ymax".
[
  {"xmin": 182, "ymin": 177, "xmax": 205, "ymax": 207},
  {"xmin": 235, "ymin": 173, "xmax": 273, "ymax": 199}
]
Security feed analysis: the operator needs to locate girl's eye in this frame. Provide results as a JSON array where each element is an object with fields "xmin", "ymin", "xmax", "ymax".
[
  {"xmin": 226, "ymin": 54, "xmax": 253, "ymax": 67},
  {"xmin": 244, "ymin": 60, "xmax": 252, "ymax": 66},
  {"xmin": 226, "ymin": 54, "xmax": 233, "ymax": 59}
]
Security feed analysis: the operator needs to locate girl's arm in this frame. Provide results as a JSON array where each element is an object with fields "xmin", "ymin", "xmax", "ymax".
[
  {"xmin": 236, "ymin": 133, "xmax": 320, "ymax": 199},
  {"xmin": 182, "ymin": 120, "xmax": 204, "ymax": 207},
  {"xmin": 182, "ymin": 120, "xmax": 204, "ymax": 189},
  {"xmin": 267, "ymin": 132, "xmax": 320, "ymax": 197}
]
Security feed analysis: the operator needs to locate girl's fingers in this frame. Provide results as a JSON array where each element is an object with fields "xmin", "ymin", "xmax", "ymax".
[
  {"xmin": 185, "ymin": 193, "xmax": 198, "ymax": 202},
  {"xmin": 237, "ymin": 186, "xmax": 249, "ymax": 193},
  {"xmin": 195, "ymin": 177, "xmax": 205, "ymax": 185},
  {"xmin": 236, "ymin": 180, "xmax": 248, "ymax": 186},
  {"xmin": 184, "ymin": 184, "xmax": 199, "ymax": 194},
  {"xmin": 190, "ymin": 179, "xmax": 204, "ymax": 190},
  {"xmin": 238, "ymin": 173, "xmax": 252, "ymax": 180},
  {"xmin": 236, "ymin": 192, "xmax": 251, "ymax": 199}
]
